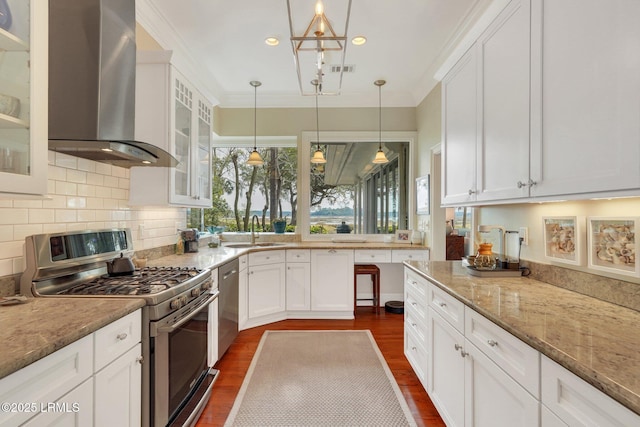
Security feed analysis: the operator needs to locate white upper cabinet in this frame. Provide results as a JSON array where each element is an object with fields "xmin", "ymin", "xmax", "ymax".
[
  {"xmin": 0, "ymin": 0, "xmax": 47, "ymax": 197},
  {"xmin": 476, "ymin": 0, "xmax": 531, "ymax": 202},
  {"xmin": 442, "ymin": 47, "xmax": 478, "ymax": 205},
  {"xmin": 530, "ymin": 0, "xmax": 640, "ymax": 197},
  {"xmin": 442, "ymin": 0, "xmax": 531, "ymax": 205},
  {"xmin": 130, "ymin": 51, "xmax": 213, "ymax": 207},
  {"xmin": 441, "ymin": 0, "xmax": 640, "ymax": 205}
]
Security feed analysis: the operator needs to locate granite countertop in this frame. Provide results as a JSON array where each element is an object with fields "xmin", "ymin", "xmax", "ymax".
[
  {"xmin": 148, "ymin": 241, "xmax": 428, "ymax": 270},
  {"xmin": 404, "ymin": 260, "xmax": 640, "ymax": 416},
  {"xmin": 0, "ymin": 298, "xmax": 145, "ymax": 380}
]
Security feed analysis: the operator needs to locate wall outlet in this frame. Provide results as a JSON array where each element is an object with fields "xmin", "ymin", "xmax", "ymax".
[{"xmin": 519, "ymin": 227, "xmax": 529, "ymax": 246}]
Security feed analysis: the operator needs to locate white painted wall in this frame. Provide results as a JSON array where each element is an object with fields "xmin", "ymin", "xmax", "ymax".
[{"xmin": 478, "ymin": 199, "xmax": 640, "ymax": 284}]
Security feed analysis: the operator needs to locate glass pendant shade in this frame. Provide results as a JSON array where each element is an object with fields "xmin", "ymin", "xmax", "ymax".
[
  {"xmin": 247, "ymin": 149, "xmax": 264, "ymax": 165},
  {"xmin": 311, "ymin": 148, "xmax": 326, "ymax": 164},
  {"xmin": 373, "ymin": 148, "xmax": 389, "ymax": 164}
]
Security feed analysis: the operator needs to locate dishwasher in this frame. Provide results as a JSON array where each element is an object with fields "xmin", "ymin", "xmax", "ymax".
[{"xmin": 218, "ymin": 258, "xmax": 239, "ymax": 360}]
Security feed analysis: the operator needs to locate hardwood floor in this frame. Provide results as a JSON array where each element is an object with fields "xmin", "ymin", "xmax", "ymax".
[{"xmin": 195, "ymin": 308, "xmax": 445, "ymax": 427}]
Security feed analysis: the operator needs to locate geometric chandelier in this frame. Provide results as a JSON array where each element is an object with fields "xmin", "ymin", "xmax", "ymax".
[{"xmin": 286, "ymin": 0, "xmax": 352, "ymax": 95}]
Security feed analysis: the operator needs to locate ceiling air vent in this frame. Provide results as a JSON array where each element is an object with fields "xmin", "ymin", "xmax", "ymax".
[{"xmin": 330, "ymin": 64, "xmax": 355, "ymax": 73}]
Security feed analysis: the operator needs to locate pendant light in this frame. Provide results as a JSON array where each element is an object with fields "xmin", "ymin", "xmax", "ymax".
[
  {"xmin": 373, "ymin": 79, "xmax": 389, "ymax": 164},
  {"xmin": 310, "ymin": 80, "xmax": 327, "ymax": 164},
  {"xmin": 247, "ymin": 81, "xmax": 264, "ymax": 166}
]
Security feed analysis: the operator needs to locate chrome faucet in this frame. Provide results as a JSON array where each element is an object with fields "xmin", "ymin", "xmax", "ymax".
[{"xmin": 251, "ymin": 215, "xmax": 260, "ymax": 245}]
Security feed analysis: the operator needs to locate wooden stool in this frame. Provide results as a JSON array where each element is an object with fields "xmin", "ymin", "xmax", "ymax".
[{"xmin": 354, "ymin": 264, "xmax": 380, "ymax": 314}]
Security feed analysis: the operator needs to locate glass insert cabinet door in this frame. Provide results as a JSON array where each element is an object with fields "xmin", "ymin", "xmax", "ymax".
[
  {"xmin": 197, "ymin": 100, "xmax": 211, "ymax": 202},
  {"xmin": 173, "ymin": 77, "xmax": 192, "ymax": 200},
  {"xmin": 170, "ymin": 70, "xmax": 212, "ymax": 207},
  {"xmin": 0, "ymin": 0, "xmax": 47, "ymax": 196}
]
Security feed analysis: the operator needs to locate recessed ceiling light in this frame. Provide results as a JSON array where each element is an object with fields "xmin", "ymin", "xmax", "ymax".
[
  {"xmin": 265, "ymin": 37, "xmax": 279, "ymax": 46},
  {"xmin": 351, "ymin": 36, "xmax": 367, "ymax": 46}
]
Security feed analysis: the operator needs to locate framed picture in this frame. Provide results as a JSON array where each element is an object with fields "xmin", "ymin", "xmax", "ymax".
[
  {"xmin": 542, "ymin": 216, "xmax": 583, "ymax": 265},
  {"xmin": 416, "ymin": 175, "xmax": 430, "ymax": 215},
  {"xmin": 395, "ymin": 229, "xmax": 411, "ymax": 244},
  {"xmin": 587, "ymin": 217, "xmax": 639, "ymax": 277}
]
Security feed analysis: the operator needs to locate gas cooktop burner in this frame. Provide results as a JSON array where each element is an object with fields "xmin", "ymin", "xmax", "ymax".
[{"xmin": 55, "ymin": 266, "xmax": 205, "ymax": 296}]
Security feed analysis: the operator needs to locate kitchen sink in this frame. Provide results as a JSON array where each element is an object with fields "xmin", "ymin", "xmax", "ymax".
[{"xmin": 224, "ymin": 242, "xmax": 287, "ymax": 248}]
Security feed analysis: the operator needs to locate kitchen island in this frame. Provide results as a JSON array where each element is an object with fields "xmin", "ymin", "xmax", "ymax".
[{"xmin": 405, "ymin": 260, "xmax": 640, "ymax": 419}]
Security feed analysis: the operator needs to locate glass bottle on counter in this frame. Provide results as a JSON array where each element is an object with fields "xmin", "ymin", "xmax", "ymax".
[{"xmin": 175, "ymin": 235, "xmax": 184, "ymax": 255}]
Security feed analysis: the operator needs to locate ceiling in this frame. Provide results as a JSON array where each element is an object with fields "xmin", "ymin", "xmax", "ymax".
[{"xmin": 136, "ymin": 0, "xmax": 492, "ymax": 108}]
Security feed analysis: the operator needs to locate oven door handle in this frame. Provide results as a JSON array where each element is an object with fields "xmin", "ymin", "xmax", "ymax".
[{"xmin": 157, "ymin": 290, "xmax": 220, "ymax": 335}]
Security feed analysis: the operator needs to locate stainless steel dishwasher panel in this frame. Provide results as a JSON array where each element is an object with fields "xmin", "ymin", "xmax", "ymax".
[{"xmin": 218, "ymin": 258, "xmax": 239, "ymax": 359}]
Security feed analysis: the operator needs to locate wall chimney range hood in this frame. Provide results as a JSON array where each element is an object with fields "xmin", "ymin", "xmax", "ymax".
[{"xmin": 48, "ymin": 0, "xmax": 177, "ymax": 168}]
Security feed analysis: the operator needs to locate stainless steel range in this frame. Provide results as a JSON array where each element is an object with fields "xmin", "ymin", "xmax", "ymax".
[{"xmin": 20, "ymin": 229, "xmax": 219, "ymax": 427}]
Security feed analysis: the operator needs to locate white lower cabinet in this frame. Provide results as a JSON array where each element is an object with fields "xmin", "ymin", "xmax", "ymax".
[
  {"xmin": 0, "ymin": 309, "xmax": 142, "ymax": 427},
  {"xmin": 404, "ymin": 269, "xmax": 429, "ymax": 389},
  {"xmin": 428, "ymin": 309, "xmax": 466, "ymax": 427},
  {"xmin": 286, "ymin": 251, "xmax": 311, "ymax": 311},
  {"xmin": 22, "ymin": 378, "xmax": 94, "ymax": 427},
  {"xmin": 464, "ymin": 341, "xmax": 539, "ymax": 427},
  {"xmin": 428, "ymin": 309, "xmax": 540, "ymax": 427},
  {"xmin": 541, "ymin": 405, "xmax": 567, "ymax": 427},
  {"xmin": 247, "ymin": 251, "xmax": 286, "ymax": 327},
  {"xmin": 94, "ymin": 344, "xmax": 142, "ymax": 427},
  {"xmin": 541, "ymin": 355, "xmax": 640, "ymax": 427},
  {"xmin": 286, "ymin": 262, "xmax": 310, "ymax": 310},
  {"xmin": 310, "ymin": 249, "xmax": 354, "ymax": 314}
]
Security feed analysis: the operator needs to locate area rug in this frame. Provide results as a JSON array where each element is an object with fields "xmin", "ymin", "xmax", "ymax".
[{"xmin": 224, "ymin": 330, "xmax": 417, "ymax": 426}]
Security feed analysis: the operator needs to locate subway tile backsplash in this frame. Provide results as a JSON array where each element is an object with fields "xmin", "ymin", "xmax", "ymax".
[{"xmin": 0, "ymin": 151, "xmax": 187, "ymax": 282}]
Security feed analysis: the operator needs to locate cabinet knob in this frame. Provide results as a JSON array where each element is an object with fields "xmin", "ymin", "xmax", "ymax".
[
  {"xmin": 454, "ymin": 343, "xmax": 463, "ymax": 351},
  {"xmin": 460, "ymin": 350, "xmax": 469, "ymax": 358},
  {"xmin": 517, "ymin": 180, "xmax": 527, "ymax": 188},
  {"xmin": 487, "ymin": 339, "xmax": 498, "ymax": 347},
  {"xmin": 528, "ymin": 179, "xmax": 537, "ymax": 187},
  {"xmin": 411, "ymin": 322, "xmax": 417, "ymax": 327},
  {"xmin": 468, "ymin": 189, "xmax": 476, "ymax": 195},
  {"xmin": 329, "ymin": 249, "xmax": 337, "ymax": 253},
  {"xmin": 136, "ymin": 356, "xmax": 144, "ymax": 364},
  {"xmin": 439, "ymin": 302, "xmax": 447, "ymax": 308},
  {"xmin": 116, "ymin": 333, "xmax": 128, "ymax": 341}
]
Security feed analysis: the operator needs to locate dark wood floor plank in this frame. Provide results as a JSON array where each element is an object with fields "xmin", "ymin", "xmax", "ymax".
[{"xmin": 195, "ymin": 308, "xmax": 445, "ymax": 426}]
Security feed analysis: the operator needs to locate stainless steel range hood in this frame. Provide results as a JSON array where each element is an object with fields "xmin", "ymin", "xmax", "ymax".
[{"xmin": 48, "ymin": 0, "xmax": 177, "ymax": 168}]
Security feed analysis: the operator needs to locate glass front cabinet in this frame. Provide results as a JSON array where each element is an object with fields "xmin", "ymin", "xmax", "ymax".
[
  {"xmin": 0, "ymin": 0, "xmax": 47, "ymax": 196},
  {"xmin": 130, "ymin": 51, "xmax": 213, "ymax": 208}
]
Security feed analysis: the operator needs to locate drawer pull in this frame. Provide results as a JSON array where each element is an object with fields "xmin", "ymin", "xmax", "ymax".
[
  {"xmin": 487, "ymin": 339, "xmax": 498, "ymax": 347},
  {"xmin": 116, "ymin": 333, "xmax": 128, "ymax": 341}
]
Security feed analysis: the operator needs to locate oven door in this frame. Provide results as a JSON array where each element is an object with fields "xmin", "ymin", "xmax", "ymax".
[{"xmin": 151, "ymin": 290, "xmax": 219, "ymax": 427}]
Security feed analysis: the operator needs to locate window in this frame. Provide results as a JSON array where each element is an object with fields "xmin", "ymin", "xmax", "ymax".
[
  {"xmin": 300, "ymin": 131, "xmax": 416, "ymax": 239},
  {"xmin": 187, "ymin": 140, "xmax": 298, "ymax": 233}
]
